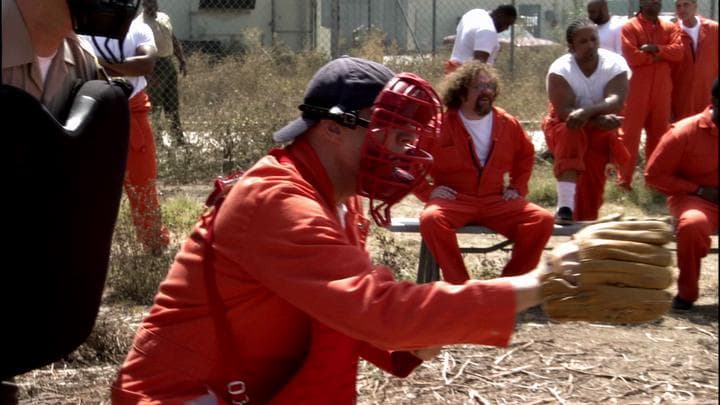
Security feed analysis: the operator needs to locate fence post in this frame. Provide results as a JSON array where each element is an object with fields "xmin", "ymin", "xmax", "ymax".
[
  {"xmin": 368, "ymin": 0, "xmax": 372, "ymax": 34},
  {"xmin": 509, "ymin": 0, "xmax": 516, "ymax": 77},
  {"xmin": 331, "ymin": 0, "xmax": 340, "ymax": 58},
  {"xmin": 432, "ymin": 0, "xmax": 437, "ymax": 57},
  {"xmin": 270, "ymin": 0, "xmax": 276, "ymax": 47}
]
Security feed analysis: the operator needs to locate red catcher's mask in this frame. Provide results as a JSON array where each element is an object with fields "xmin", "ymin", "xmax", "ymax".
[{"xmin": 357, "ymin": 73, "xmax": 442, "ymax": 226}]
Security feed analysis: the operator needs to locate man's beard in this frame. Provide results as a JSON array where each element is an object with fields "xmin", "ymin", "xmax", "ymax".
[{"xmin": 474, "ymin": 97, "xmax": 493, "ymax": 116}]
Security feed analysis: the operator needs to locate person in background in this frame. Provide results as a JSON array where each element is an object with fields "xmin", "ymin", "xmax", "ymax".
[
  {"xmin": 670, "ymin": 0, "xmax": 718, "ymax": 121},
  {"xmin": 617, "ymin": 0, "xmax": 683, "ymax": 191},
  {"xmin": 542, "ymin": 19, "xmax": 630, "ymax": 223},
  {"xmin": 140, "ymin": 0, "xmax": 187, "ymax": 145},
  {"xmin": 586, "ymin": 0, "xmax": 626, "ymax": 56},
  {"xmin": 2, "ymin": 0, "xmax": 100, "ymax": 118},
  {"xmin": 109, "ymin": 56, "xmax": 560, "ymax": 404},
  {"xmin": 445, "ymin": 5, "xmax": 517, "ymax": 74},
  {"xmin": 416, "ymin": 61, "xmax": 554, "ymax": 283},
  {"xmin": 644, "ymin": 79, "xmax": 719, "ymax": 311},
  {"xmin": 2, "ymin": 0, "xmax": 138, "ymax": 401},
  {"xmin": 84, "ymin": 15, "xmax": 170, "ymax": 255}
]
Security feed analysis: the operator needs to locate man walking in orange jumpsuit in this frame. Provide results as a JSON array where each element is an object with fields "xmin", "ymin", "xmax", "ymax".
[
  {"xmin": 110, "ymin": 57, "xmax": 563, "ymax": 404},
  {"xmin": 618, "ymin": 0, "xmax": 683, "ymax": 190},
  {"xmin": 670, "ymin": 0, "xmax": 718, "ymax": 121},
  {"xmin": 645, "ymin": 80, "xmax": 718, "ymax": 311},
  {"xmin": 543, "ymin": 20, "xmax": 630, "ymax": 222},
  {"xmin": 417, "ymin": 62, "xmax": 554, "ymax": 283},
  {"xmin": 83, "ymin": 18, "xmax": 170, "ymax": 254}
]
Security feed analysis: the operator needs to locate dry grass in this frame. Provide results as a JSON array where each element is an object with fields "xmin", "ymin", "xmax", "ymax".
[{"xmin": 11, "ymin": 44, "xmax": 718, "ymax": 404}]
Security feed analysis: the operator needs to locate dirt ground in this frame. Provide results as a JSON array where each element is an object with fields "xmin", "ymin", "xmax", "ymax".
[{"xmin": 11, "ymin": 199, "xmax": 719, "ymax": 405}]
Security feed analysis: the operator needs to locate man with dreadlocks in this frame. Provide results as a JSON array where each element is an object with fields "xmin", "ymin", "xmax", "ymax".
[{"xmin": 542, "ymin": 19, "xmax": 631, "ymax": 223}]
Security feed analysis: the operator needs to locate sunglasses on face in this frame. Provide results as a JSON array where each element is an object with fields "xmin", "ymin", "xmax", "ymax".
[
  {"xmin": 300, "ymin": 104, "xmax": 371, "ymax": 129},
  {"xmin": 469, "ymin": 82, "xmax": 497, "ymax": 92}
]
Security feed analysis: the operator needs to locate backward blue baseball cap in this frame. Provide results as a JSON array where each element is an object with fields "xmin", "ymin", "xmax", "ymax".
[{"xmin": 273, "ymin": 56, "xmax": 395, "ymax": 143}]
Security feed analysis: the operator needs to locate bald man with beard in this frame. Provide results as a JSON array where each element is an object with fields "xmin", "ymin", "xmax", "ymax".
[{"xmin": 586, "ymin": 0, "xmax": 626, "ymax": 56}]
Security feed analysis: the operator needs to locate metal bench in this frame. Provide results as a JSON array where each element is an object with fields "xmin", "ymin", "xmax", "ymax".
[
  {"xmin": 387, "ymin": 217, "xmax": 585, "ymax": 283},
  {"xmin": 388, "ymin": 217, "xmax": 718, "ymax": 284}
]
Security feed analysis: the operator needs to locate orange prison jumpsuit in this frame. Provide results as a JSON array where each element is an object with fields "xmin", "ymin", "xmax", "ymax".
[
  {"xmin": 542, "ymin": 105, "xmax": 630, "ymax": 221},
  {"xmin": 112, "ymin": 136, "xmax": 518, "ymax": 404},
  {"xmin": 416, "ymin": 108, "xmax": 555, "ymax": 283},
  {"xmin": 126, "ymin": 90, "xmax": 169, "ymax": 251},
  {"xmin": 618, "ymin": 13, "xmax": 683, "ymax": 188},
  {"xmin": 644, "ymin": 107, "xmax": 718, "ymax": 303},
  {"xmin": 671, "ymin": 17, "xmax": 719, "ymax": 121},
  {"xmin": 443, "ymin": 59, "xmax": 463, "ymax": 75}
]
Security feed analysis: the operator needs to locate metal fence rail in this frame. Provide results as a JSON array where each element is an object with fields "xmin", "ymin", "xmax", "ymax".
[{"xmin": 137, "ymin": 0, "xmax": 717, "ymax": 159}]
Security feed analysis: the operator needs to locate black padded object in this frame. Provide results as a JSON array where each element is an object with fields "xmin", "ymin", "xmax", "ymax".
[{"xmin": 0, "ymin": 81, "xmax": 130, "ymax": 379}]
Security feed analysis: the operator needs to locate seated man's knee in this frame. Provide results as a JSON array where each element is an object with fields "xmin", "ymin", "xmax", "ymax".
[
  {"xmin": 676, "ymin": 211, "xmax": 712, "ymax": 240},
  {"xmin": 537, "ymin": 209, "xmax": 556, "ymax": 232},
  {"xmin": 420, "ymin": 206, "xmax": 441, "ymax": 228}
]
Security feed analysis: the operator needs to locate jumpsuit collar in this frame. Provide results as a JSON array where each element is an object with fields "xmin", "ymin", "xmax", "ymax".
[
  {"xmin": 698, "ymin": 107, "xmax": 716, "ymax": 131},
  {"xmin": 272, "ymin": 136, "xmax": 339, "ymax": 210}
]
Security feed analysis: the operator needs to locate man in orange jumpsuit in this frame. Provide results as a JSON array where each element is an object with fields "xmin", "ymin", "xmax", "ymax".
[
  {"xmin": 416, "ymin": 61, "xmax": 554, "ymax": 283},
  {"xmin": 618, "ymin": 0, "xmax": 683, "ymax": 190},
  {"xmin": 543, "ymin": 20, "xmax": 630, "ymax": 223},
  {"xmin": 670, "ymin": 0, "xmax": 718, "ymax": 121},
  {"xmin": 111, "ymin": 57, "xmax": 560, "ymax": 404},
  {"xmin": 645, "ymin": 80, "xmax": 718, "ymax": 311},
  {"xmin": 84, "ymin": 18, "xmax": 170, "ymax": 254}
]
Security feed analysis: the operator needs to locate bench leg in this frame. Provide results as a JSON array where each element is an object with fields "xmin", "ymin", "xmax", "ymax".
[{"xmin": 417, "ymin": 240, "xmax": 440, "ymax": 283}]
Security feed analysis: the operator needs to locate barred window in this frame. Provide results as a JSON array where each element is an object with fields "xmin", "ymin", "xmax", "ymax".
[{"xmin": 199, "ymin": 0, "xmax": 256, "ymax": 10}]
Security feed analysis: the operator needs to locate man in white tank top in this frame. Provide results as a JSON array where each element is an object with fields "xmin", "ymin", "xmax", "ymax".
[
  {"xmin": 542, "ymin": 19, "xmax": 630, "ymax": 223},
  {"xmin": 444, "ymin": 5, "xmax": 517, "ymax": 74}
]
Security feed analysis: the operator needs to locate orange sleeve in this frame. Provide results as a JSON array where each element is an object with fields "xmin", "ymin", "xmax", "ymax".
[
  {"xmin": 621, "ymin": 20, "xmax": 655, "ymax": 67},
  {"xmin": 644, "ymin": 127, "xmax": 697, "ymax": 195},
  {"xmin": 656, "ymin": 23, "xmax": 684, "ymax": 62},
  {"xmin": 412, "ymin": 177, "xmax": 433, "ymax": 203},
  {"xmin": 219, "ymin": 173, "xmax": 518, "ymax": 351},
  {"xmin": 358, "ymin": 343, "xmax": 422, "ymax": 378}
]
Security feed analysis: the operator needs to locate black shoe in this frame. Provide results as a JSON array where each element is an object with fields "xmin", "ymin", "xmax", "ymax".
[
  {"xmin": 555, "ymin": 206, "xmax": 573, "ymax": 225},
  {"xmin": 671, "ymin": 296, "xmax": 693, "ymax": 311}
]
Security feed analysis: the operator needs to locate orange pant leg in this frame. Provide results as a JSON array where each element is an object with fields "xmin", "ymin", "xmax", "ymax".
[
  {"xmin": 643, "ymin": 83, "xmax": 673, "ymax": 165},
  {"xmin": 574, "ymin": 129, "xmax": 617, "ymax": 221},
  {"xmin": 479, "ymin": 200, "xmax": 554, "ymax": 277},
  {"xmin": 443, "ymin": 60, "xmax": 462, "ymax": 76},
  {"xmin": 126, "ymin": 91, "xmax": 169, "ymax": 251},
  {"xmin": 420, "ymin": 199, "xmax": 478, "ymax": 284},
  {"xmin": 542, "ymin": 118, "xmax": 587, "ymax": 178},
  {"xmin": 420, "ymin": 196, "xmax": 554, "ymax": 283},
  {"xmin": 668, "ymin": 196, "xmax": 718, "ymax": 303},
  {"xmin": 618, "ymin": 81, "xmax": 651, "ymax": 188},
  {"xmin": 543, "ymin": 118, "xmax": 620, "ymax": 221}
]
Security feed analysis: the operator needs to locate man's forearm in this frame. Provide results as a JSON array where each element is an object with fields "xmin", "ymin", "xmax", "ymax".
[{"xmin": 100, "ymin": 55, "xmax": 156, "ymax": 77}]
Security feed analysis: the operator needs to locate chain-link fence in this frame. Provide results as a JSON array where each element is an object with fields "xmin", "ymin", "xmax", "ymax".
[
  {"xmin": 139, "ymin": 0, "xmax": 717, "ymax": 181},
  {"xmin": 157, "ymin": 0, "xmax": 717, "ymax": 56}
]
